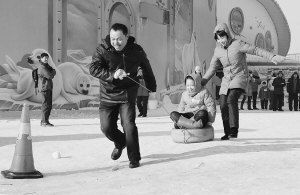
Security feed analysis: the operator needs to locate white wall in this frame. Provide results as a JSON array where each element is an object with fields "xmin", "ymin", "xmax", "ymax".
[{"xmin": 217, "ymin": 0, "xmax": 278, "ymax": 54}]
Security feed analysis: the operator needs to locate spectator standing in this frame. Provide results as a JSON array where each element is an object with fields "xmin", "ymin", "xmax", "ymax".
[
  {"xmin": 136, "ymin": 67, "xmax": 149, "ymax": 117},
  {"xmin": 247, "ymin": 73, "xmax": 254, "ymax": 110},
  {"xmin": 250, "ymin": 70, "xmax": 261, "ymax": 110},
  {"xmin": 38, "ymin": 53, "xmax": 56, "ymax": 127},
  {"xmin": 268, "ymin": 73, "xmax": 276, "ymax": 110},
  {"xmin": 287, "ymin": 71, "xmax": 300, "ymax": 111},
  {"xmin": 239, "ymin": 95, "xmax": 246, "ymax": 110},
  {"xmin": 258, "ymin": 80, "xmax": 269, "ymax": 110},
  {"xmin": 272, "ymin": 71, "xmax": 286, "ymax": 111}
]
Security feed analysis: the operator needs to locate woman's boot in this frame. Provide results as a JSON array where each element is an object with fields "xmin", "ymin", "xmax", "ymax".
[{"xmin": 176, "ymin": 116, "xmax": 203, "ymax": 129}]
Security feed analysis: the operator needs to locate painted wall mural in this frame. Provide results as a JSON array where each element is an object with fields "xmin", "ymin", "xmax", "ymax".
[
  {"xmin": 0, "ymin": 0, "xmax": 209, "ymax": 111},
  {"xmin": 0, "ymin": 48, "xmax": 99, "ymax": 111},
  {"xmin": 2, "ymin": 0, "xmax": 288, "ymax": 112}
]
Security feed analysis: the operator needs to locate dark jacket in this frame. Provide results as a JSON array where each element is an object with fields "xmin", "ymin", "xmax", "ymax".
[
  {"xmin": 38, "ymin": 63, "xmax": 56, "ymax": 92},
  {"xmin": 250, "ymin": 70, "xmax": 261, "ymax": 92},
  {"xmin": 202, "ymin": 23, "xmax": 275, "ymax": 95},
  {"xmin": 287, "ymin": 72, "xmax": 300, "ymax": 94},
  {"xmin": 89, "ymin": 35, "xmax": 156, "ymax": 103},
  {"xmin": 272, "ymin": 76, "xmax": 286, "ymax": 94},
  {"xmin": 258, "ymin": 86, "xmax": 269, "ymax": 100}
]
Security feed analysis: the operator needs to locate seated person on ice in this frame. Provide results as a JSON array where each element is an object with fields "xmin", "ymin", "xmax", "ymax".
[{"xmin": 170, "ymin": 73, "xmax": 216, "ymax": 129}]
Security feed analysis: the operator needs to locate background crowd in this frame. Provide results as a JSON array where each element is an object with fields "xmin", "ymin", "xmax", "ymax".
[{"xmin": 239, "ymin": 70, "xmax": 300, "ymax": 111}]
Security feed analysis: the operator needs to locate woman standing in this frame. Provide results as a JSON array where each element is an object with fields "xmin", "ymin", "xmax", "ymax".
[{"xmin": 201, "ymin": 23, "xmax": 286, "ymax": 140}]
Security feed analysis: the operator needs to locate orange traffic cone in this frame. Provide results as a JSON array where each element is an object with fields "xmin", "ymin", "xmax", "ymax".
[{"xmin": 1, "ymin": 103, "xmax": 43, "ymax": 179}]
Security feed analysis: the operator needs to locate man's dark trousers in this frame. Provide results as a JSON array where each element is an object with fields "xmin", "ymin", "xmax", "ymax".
[
  {"xmin": 220, "ymin": 88, "xmax": 243, "ymax": 135},
  {"xmin": 269, "ymin": 91, "xmax": 274, "ymax": 110},
  {"xmin": 273, "ymin": 93, "xmax": 284, "ymax": 111},
  {"xmin": 252, "ymin": 91, "xmax": 258, "ymax": 109},
  {"xmin": 99, "ymin": 101, "xmax": 141, "ymax": 162},
  {"xmin": 41, "ymin": 90, "xmax": 52, "ymax": 123},
  {"xmin": 137, "ymin": 96, "xmax": 149, "ymax": 116},
  {"xmin": 288, "ymin": 93, "xmax": 298, "ymax": 111}
]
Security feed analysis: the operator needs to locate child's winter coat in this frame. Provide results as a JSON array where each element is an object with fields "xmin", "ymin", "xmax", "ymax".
[
  {"xmin": 258, "ymin": 85, "xmax": 269, "ymax": 100},
  {"xmin": 178, "ymin": 74, "xmax": 216, "ymax": 123}
]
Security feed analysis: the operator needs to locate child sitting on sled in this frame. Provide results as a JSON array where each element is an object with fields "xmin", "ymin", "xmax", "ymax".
[{"xmin": 170, "ymin": 73, "xmax": 216, "ymax": 129}]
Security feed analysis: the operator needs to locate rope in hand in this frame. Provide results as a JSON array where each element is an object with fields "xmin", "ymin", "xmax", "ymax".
[{"xmin": 125, "ymin": 75, "xmax": 170, "ymax": 115}]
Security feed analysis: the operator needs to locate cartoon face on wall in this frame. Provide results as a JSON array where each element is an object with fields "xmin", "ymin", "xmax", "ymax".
[{"xmin": 57, "ymin": 62, "xmax": 92, "ymax": 95}]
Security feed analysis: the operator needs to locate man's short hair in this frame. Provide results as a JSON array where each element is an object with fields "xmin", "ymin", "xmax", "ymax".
[
  {"xmin": 40, "ymin": 53, "xmax": 49, "ymax": 58},
  {"xmin": 214, "ymin": 30, "xmax": 229, "ymax": 41},
  {"xmin": 110, "ymin": 23, "xmax": 128, "ymax": 36}
]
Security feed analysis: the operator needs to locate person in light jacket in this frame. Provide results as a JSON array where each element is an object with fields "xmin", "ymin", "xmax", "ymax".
[
  {"xmin": 200, "ymin": 23, "xmax": 286, "ymax": 140},
  {"xmin": 268, "ymin": 73, "xmax": 276, "ymax": 110}
]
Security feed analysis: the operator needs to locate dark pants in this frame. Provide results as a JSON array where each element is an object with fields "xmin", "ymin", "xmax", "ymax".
[
  {"xmin": 99, "ymin": 101, "xmax": 141, "ymax": 162},
  {"xmin": 247, "ymin": 96, "xmax": 252, "ymax": 109},
  {"xmin": 269, "ymin": 91, "xmax": 274, "ymax": 110},
  {"xmin": 261, "ymin": 99, "xmax": 268, "ymax": 109},
  {"xmin": 273, "ymin": 93, "xmax": 284, "ymax": 111},
  {"xmin": 137, "ymin": 96, "xmax": 149, "ymax": 116},
  {"xmin": 170, "ymin": 111, "xmax": 194, "ymax": 129},
  {"xmin": 288, "ymin": 93, "xmax": 298, "ymax": 111},
  {"xmin": 252, "ymin": 91, "xmax": 258, "ymax": 109},
  {"xmin": 220, "ymin": 88, "xmax": 243, "ymax": 135},
  {"xmin": 240, "ymin": 95, "xmax": 246, "ymax": 109},
  {"xmin": 41, "ymin": 90, "xmax": 53, "ymax": 123}
]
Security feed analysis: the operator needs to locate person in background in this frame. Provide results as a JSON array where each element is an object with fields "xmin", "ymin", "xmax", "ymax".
[
  {"xmin": 136, "ymin": 67, "xmax": 149, "ymax": 117},
  {"xmin": 200, "ymin": 23, "xmax": 286, "ymax": 140},
  {"xmin": 239, "ymin": 95, "xmax": 246, "ymax": 110},
  {"xmin": 89, "ymin": 23, "xmax": 157, "ymax": 169},
  {"xmin": 250, "ymin": 70, "xmax": 261, "ymax": 110},
  {"xmin": 38, "ymin": 53, "xmax": 56, "ymax": 127},
  {"xmin": 268, "ymin": 73, "xmax": 276, "ymax": 110},
  {"xmin": 247, "ymin": 72, "xmax": 254, "ymax": 110},
  {"xmin": 258, "ymin": 80, "xmax": 269, "ymax": 110},
  {"xmin": 194, "ymin": 66, "xmax": 202, "ymax": 77},
  {"xmin": 287, "ymin": 71, "xmax": 300, "ymax": 111},
  {"xmin": 272, "ymin": 71, "xmax": 286, "ymax": 111}
]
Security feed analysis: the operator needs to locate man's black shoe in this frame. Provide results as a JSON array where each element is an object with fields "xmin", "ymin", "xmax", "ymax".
[
  {"xmin": 221, "ymin": 135, "xmax": 229, "ymax": 140},
  {"xmin": 248, "ymin": 108, "xmax": 253, "ymax": 110},
  {"xmin": 42, "ymin": 123, "xmax": 54, "ymax": 127},
  {"xmin": 129, "ymin": 161, "xmax": 140, "ymax": 168},
  {"xmin": 111, "ymin": 146, "xmax": 125, "ymax": 160},
  {"xmin": 253, "ymin": 108, "xmax": 259, "ymax": 110},
  {"xmin": 138, "ymin": 113, "xmax": 143, "ymax": 117}
]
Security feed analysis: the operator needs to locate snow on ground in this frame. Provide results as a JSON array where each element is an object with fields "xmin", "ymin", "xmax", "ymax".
[{"xmin": 1, "ymin": 105, "xmax": 300, "ymax": 194}]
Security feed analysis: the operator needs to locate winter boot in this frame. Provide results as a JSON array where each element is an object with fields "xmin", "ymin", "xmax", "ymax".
[{"xmin": 176, "ymin": 116, "xmax": 203, "ymax": 129}]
